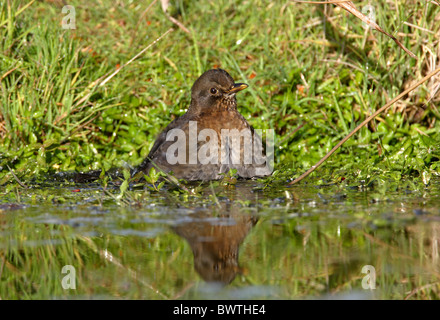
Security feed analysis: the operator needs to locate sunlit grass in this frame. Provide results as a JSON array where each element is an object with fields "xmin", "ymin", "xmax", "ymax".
[
  {"xmin": 0, "ymin": 0, "xmax": 439, "ymax": 186},
  {"xmin": 1, "ymin": 0, "xmax": 440, "ymax": 300}
]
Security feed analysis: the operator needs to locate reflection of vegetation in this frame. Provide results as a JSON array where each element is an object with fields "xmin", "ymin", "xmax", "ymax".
[
  {"xmin": 1, "ymin": 0, "xmax": 440, "ymax": 300},
  {"xmin": 1, "ymin": 181, "xmax": 440, "ymax": 299},
  {"xmin": 242, "ymin": 214, "xmax": 440, "ymax": 299}
]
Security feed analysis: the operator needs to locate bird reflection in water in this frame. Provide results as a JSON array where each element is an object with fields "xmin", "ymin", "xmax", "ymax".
[{"xmin": 173, "ymin": 204, "xmax": 258, "ymax": 285}]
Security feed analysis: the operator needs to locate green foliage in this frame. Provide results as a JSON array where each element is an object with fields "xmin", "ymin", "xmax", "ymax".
[
  {"xmin": 143, "ymin": 167, "xmax": 166, "ymax": 192},
  {"xmin": 0, "ymin": 0, "xmax": 439, "ymax": 187},
  {"xmin": 219, "ymin": 168, "xmax": 238, "ymax": 186},
  {"xmin": 1, "ymin": 1, "xmax": 440, "ymax": 300}
]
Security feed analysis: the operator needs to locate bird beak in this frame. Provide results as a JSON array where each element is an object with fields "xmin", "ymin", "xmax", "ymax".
[{"xmin": 227, "ymin": 83, "xmax": 248, "ymax": 94}]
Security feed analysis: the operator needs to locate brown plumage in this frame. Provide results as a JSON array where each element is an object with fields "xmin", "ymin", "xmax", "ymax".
[{"xmin": 133, "ymin": 69, "xmax": 272, "ymax": 181}]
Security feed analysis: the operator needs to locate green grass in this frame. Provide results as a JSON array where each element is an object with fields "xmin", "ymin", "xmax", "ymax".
[
  {"xmin": 0, "ymin": 0, "xmax": 439, "ymax": 186},
  {"xmin": 2, "ymin": 1, "xmax": 440, "ymax": 300}
]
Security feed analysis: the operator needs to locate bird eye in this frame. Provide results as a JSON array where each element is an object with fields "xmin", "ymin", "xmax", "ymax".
[{"xmin": 210, "ymin": 88, "xmax": 218, "ymax": 95}]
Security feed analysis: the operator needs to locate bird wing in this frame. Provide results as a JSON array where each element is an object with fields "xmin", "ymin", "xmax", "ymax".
[{"xmin": 132, "ymin": 113, "xmax": 195, "ymax": 176}]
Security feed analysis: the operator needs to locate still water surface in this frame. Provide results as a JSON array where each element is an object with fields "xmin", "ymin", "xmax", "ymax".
[{"xmin": 1, "ymin": 177, "xmax": 440, "ymax": 299}]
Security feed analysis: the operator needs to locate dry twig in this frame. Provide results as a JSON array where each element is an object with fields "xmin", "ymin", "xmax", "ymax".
[
  {"xmin": 289, "ymin": 66, "xmax": 440, "ymax": 185},
  {"xmin": 292, "ymin": 0, "xmax": 417, "ymax": 59}
]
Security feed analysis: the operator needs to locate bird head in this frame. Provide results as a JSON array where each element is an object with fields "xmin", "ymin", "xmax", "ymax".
[{"xmin": 189, "ymin": 69, "xmax": 248, "ymax": 112}]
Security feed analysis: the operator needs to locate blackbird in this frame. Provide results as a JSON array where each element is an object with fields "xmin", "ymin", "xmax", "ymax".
[{"xmin": 133, "ymin": 68, "xmax": 272, "ymax": 181}]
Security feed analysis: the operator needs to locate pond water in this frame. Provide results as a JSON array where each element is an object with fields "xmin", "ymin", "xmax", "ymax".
[{"xmin": 1, "ymin": 176, "xmax": 440, "ymax": 299}]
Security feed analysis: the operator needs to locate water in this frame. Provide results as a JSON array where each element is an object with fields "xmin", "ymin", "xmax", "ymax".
[{"xmin": 1, "ymin": 177, "xmax": 440, "ymax": 299}]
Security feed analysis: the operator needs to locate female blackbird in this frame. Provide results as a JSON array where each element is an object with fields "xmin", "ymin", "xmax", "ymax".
[{"xmin": 133, "ymin": 69, "xmax": 272, "ymax": 181}]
